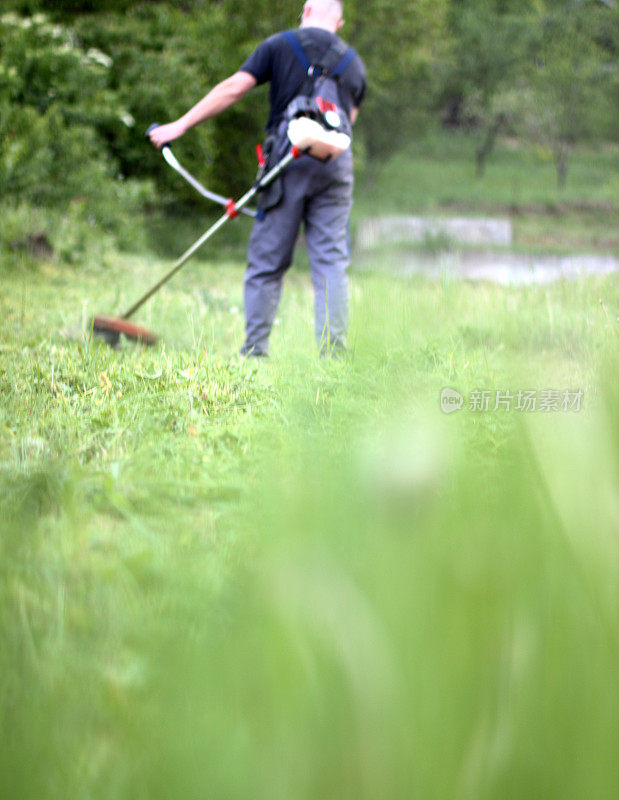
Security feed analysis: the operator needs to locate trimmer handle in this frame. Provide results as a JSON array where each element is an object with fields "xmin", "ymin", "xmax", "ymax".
[
  {"xmin": 146, "ymin": 123, "xmax": 171, "ymax": 151},
  {"xmin": 145, "ymin": 124, "xmax": 258, "ymax": 218}
]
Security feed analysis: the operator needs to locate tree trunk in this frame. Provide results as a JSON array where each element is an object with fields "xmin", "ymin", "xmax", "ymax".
[{"xmin": 475, "ymin": 114, "xmax": 505, "ymax": 178}]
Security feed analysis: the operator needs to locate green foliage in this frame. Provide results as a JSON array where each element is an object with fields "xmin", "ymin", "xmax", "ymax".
[
  {"xmin": 510, "ymin": 0, "xmax": 619, "ymax": 185},
  {"xmin": 441, "ymin": 1, "xmax": 539, "ymax": 173},
  {"xmin": 442, "ymin": 0, "xmax": 619, "ymax": 177},
  {"xmin": 445, "ymin": 0, "xmax": 533, "ymax": 107},
  {"xmin": 0, "ymin": 10, "xmax": 153, "ymax": 249},
  {"xmin": 346, "ymin": 0, "xmax": 450, "ymax": 154},
  {"xmin": 0, "ymin": 13, "xmax": 113, "ymax": 199}
]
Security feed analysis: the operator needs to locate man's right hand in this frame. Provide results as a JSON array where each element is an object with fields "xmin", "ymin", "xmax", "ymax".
[{"xmin": 149, "ymin": 120, "xmax": 187, "ymax": 148}]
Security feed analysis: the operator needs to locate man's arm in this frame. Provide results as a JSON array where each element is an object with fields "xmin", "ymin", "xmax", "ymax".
[
  {"xmin": 350, "ymin": 107, "xmax": 359, "ymax": 125},
  {"xmin": 149, "ymin": 71, "xmax": 257, "ymax": 148}
]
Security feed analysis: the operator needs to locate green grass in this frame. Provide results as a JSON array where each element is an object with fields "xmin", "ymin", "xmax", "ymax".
[{"xmin": 1, "ymin": 243, "xmax": 617, "ymax": 798}]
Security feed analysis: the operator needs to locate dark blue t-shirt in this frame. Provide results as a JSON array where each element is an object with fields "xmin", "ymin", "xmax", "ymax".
[{"xmin": 240, "ymin": 27, "xmax": 367, "ymax": 131}]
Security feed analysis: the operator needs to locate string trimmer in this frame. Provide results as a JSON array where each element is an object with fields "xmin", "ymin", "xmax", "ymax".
[{"xmin": 91, "ymin": 119, "xmax": 351, "ymax": 347}]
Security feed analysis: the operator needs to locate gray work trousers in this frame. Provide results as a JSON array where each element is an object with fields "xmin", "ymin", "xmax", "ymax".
[{"xmin": 241, "ymin": 149, "xmax": 353, "ymax": 356}]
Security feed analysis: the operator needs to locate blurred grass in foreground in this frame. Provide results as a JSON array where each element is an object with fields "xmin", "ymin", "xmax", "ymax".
[{"xmin": 0, "ymin": 255, "xmax": 618, "ymax": 799}]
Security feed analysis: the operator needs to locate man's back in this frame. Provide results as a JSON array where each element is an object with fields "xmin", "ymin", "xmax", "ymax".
[{"xmin": 241, "ymin": 27, "xmax": 366, "ymax": 132}]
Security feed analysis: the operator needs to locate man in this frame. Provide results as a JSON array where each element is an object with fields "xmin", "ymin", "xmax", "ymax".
[{"xmin": 150, "ymin": 0, "xmax": 366, "ymax": 357}]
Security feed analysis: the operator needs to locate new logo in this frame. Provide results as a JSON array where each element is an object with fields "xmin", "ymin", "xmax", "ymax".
[{"xmin": 440, "ymin": 388, "xmax": 464, "ymax": 415}]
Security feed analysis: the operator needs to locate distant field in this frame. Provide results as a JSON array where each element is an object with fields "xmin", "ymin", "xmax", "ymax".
[
  {"xmin": 1, "ymin": 248, "xmax": 617, "ymax": 798},
  {"xmin": 353, "ymin": 133, "xmax": 619, "ymax": 255}
]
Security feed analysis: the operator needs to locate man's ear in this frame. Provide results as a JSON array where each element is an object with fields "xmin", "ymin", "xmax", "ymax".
[{"xmin": 336, "ymin": 18, "xmax": 344, "ymax": 31}]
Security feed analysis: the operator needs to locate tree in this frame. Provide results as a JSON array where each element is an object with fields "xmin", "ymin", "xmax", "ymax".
[
  {"xmin": 0, "ymin": 11, "xmax": 123, "ymax": 204},
  {"xmin": 442, "ymin": 0, "xmax": 539, "ymax": 175},
  {"xmin": 344, "ymin": 0, "xmax": 450, "ymax": 157},
  {"xmin": 502, "ymin": 0, "xmax": 618, "ymax": 187}
]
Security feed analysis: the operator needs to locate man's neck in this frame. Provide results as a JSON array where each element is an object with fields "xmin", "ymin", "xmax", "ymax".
[{"xmin": 300, "ymin": 19, "xmax": 338, "ymax": 33}]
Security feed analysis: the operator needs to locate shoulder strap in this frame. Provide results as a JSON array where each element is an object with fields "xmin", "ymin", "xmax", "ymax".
[
  {"xmin": 285, "ymin": 31, "xmax": 354, "ymax": 80},
  {"xmin": 283, "ymin": 30, "xmax": 311, "ymax": 73},
  {"xmin": 331, "ymin": 47, "xmax": 357, "ymax": 79}
]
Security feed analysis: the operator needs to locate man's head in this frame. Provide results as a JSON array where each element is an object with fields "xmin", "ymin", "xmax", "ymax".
[{"xmin": 300, "ymin": 0, "xmax": 344, "ymax": 33}]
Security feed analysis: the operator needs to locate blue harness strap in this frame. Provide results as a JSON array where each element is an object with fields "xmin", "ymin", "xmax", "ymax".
[
  {"xmin": 331, "ymin": 47, "xmax": 357, "ymax": 79},
  {"xmin": 284, "ymin": 31, "xmax": 356, "ymax": 79},
  {"xmin": 283, "ymin": 31, "xmax": 311, "ymax": 73}
]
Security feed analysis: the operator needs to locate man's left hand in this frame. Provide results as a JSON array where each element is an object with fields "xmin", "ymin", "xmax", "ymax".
[{"xmin": 149, "ymin": 120, "xmax": 187, "ymax": 148}]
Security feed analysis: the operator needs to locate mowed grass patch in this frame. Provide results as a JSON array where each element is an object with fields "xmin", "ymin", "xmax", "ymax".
[{"xmin": 1, "ymin": 252, "xmax": 618, "ymax": 799}]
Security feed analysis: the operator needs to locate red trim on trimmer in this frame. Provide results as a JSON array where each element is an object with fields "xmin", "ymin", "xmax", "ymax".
[
  {"xmin": 225, "ymin": 199, "xmax": 239, "ymax": 218},
  {"xmin": 255, "ymin": 144, "xmax": 266, "ymax": 167},
  {"xmin": 291, "ymin": 146, "xmax": 302, "ymax": 159}
]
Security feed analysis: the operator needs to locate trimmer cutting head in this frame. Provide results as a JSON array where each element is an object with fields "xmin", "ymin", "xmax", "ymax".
[{"xmin": 91, "ymin": 315, "xmax": 158, "ymax": 348}]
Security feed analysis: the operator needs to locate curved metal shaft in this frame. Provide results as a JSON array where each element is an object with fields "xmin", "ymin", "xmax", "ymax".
[
  {"xmin": 121, "ymin": 149, "xmax": 298, "ymax": 320},
  {"xmin": 161, "ymin": 146, "xmax": 257, "ymax": 218}
]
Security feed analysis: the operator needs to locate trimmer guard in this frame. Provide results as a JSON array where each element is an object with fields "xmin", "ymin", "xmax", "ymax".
[
  {"xmin": 92, "ymin": 315, "xmax": 158, "ymax": 346},
  {"xmin": 287, "ymin": 118, "xmax": 351, "ymax": 161}
]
